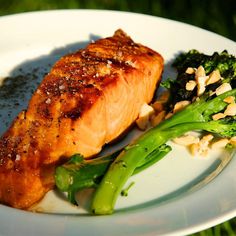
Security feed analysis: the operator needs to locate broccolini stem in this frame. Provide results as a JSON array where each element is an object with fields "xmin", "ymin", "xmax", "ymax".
[
  {"xmin": 91, "ymin": 116, "xmax": 236, "ymax": 214},
  {"xmin": 121, "ymin": 182, "xmax": 135, "ymax": 197},
  {"xmin": 157, "ymin": 89, "xmax": 236, "ymax": 131},
  {"xmin": 55, "ymin": 144, "xmax": 171, "ymax": 205},
  {"xmin": 91, "ymin": 123, "xmax": 197, "ymax": 215}
]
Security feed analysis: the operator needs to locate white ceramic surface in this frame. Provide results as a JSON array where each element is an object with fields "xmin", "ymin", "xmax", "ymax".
[{"xmin": 0, "ymin": 10, "xmax": 236, "ymax": 236}]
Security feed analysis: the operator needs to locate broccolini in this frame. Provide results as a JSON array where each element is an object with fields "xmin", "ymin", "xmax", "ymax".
[
  {"xmin": 91, "ymin": 50, "xmax": 236, "ymax": 214},
  {"xmin": 55, "ymin": 50, "xmax": 236, "ymax": 215}
]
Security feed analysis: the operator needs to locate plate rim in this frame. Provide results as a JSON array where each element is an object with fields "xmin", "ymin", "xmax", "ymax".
[
  {"xmin": 0, "ymin": 8, "xmax": 235, "ymax": 44},
  {"xmin": 0, "ymin": 9, "xmax": 236, "ymax": 236}
]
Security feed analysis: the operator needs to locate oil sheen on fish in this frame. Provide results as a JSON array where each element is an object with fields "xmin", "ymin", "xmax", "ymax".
[{"xmin": 0, "ymin": 29, "xmax": 164, "ymax": 209}]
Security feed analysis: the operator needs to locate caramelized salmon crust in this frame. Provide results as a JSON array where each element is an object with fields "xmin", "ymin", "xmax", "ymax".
[{"xmin": 0, "ymin": 29, "xmax": 164, "ymax": 209}]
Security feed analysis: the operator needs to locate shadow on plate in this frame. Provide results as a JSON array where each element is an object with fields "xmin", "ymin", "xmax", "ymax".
[{"xmin": 0, "ymin": 34, "xmax": 101, "ymax": 135}]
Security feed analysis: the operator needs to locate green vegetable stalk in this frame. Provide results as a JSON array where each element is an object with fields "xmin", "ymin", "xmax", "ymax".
[
  {"xmin": 91, "ymin": 49, "xmax": 236, "ymax": 214},
  {"xmin": 55, "ymin": 144, "xmax": 171, "ymax": 204},
  {"xmin": 55, "ymin": 49, "xmax": 236, "ymax": 215},
  {"xmin": 91, "ymin": 105, "xmax": 236, "ymax": 214}
]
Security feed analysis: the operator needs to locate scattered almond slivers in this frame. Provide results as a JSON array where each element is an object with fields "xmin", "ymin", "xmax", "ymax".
[
  {"xmin": 186, "ymin": 80, "xmax": 197, "ymax": 91},
  {"xmin": 136, "ymin": 103, "xmax": 154, "ymax": 130},
  {"xmin": 211, "ymin": 138, "xmax": 229, "ymax": 149},
  {"xmin": 173, "ymin": 135, "xmax": 199, "ymax": 146},
  {"xmin": 185, "ymin": 67, "xmax": 231, "ymax": 99},
  {"xmin": 189, "ymin": 134, "xmax": 214, "ymax": 157},
  {"xmin": 150, "ymin": 110, "xmax": 166, "ymax": 126},
  {"xmin": 137, "ymin": 65, "xmax": 234, "ymax": 158},
  {"xmin": 173, "ymin": 133, "xmax": 217, "ymax": 157},
  {"xmin": 212, "ymin": 94, "xmax": 236, "ymax": 120},
  {"xmin": 202, "ymin": 134, "xmax": 214, "ymax": 142},
  {"xmin": 164, "ymin": 100, "xmax": 190, "ymax": 120},
  {"xmin": 151, "ymin": 101, "xmax": 164, "ymax": 113},
  {"xmin": 173, "ymin": 100, "xmax": 191, "ymax": 113},
  {"xmin": 224, "ymin": 103, "xmax": 236, "ymax": 116},
  {"xmin": 189, "ymin": 143, "xmax": 199, "ymax": 156},
  {"xmin": 149, "ymin": 90, "xmax": 171, "ymax": 124},
  {"xmin": 136, "ymin": 90, "xmax": 171, "ymax": 130},
  {"xmin": 185, "ymin": 67, "xmax": 196, "ymax": 74},
  {"xmin": 206, "ymin": 69, "xmax": 221, "ymax": 85},
  {"xmin": 165, "ymin": 112, "xmax": 173, "ymax": 119},
  {"xmin": 187, "ymin": 135, "xmax": 233, "ymax": 156},
  {"xmin": 230, "ymin": 137, "xmax": 236, "ymax": 146},
  {"xmin": 151, "ymin": 90, "xmax": 170, "ymax": 113},
  {"xmin": 215, "ymin": 83, "xmax": 232, "ymax": 96},
  {"xmin": 195, "ymin": 65, "xmax": 206, "ymax": 78},
  {"xmin": 223, "ymin": 96, "xmax": 235, "ymax": 104},
  {"xmin": 212, "ymin": 112, "xmax": 226, "ymax": 121},
  {"xmin": 195, "ymin": 66, "xmax": 209, "ymax": 96},
  {"xmin": 196, "ymin": 76, "xmax": 209, "ymax": 96}
]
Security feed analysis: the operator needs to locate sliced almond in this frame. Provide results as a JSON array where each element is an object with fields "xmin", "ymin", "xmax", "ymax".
[
  {"xmin": 186, "ymin": 80, "xmax": 197, "ymax": 91},
  {"xmin": 165, "ymin": 112, "xmax": 173, "ymax": 119},
  {"xmin": 229, "ymin": 137, "xmax": 236, "ymax": 146},
  {"xmin": 199, "ymin": 134, "xmax": 213, "ymax": 152},
  {"xmin": 185, "ymin": 67, "xmax": 196, "ymax": 74},
  {"xmin": 173, "ymin": 100, "xmax": 191, "ymax": 113},
  {"xmin": 138, "ymin": 103, "xmax": 155, "ymax": 117},
  {"xmin": 196, "ymin": 76, "xmax": 209, "ymax": 96},
  {"xmin": 188, "ymin": 134, "xmax": 213, "ymax": 157},
  {"xmin": 206, "ymin": 69, "xmax": 221, "ymax": 85},
  {"xmin": 195, "ymin": 66, "xmax": 208, "ymax": 96},
  {"xmin": 200, "ymin": 149, "xmax": 209, "ymax": 157},
  {"xmin": 173, "ymin": 135, "xmax": 199, "ymax": 146},
  {"xmin": 212, "ymin": 112, "xmax": 226, "ymax": 121},
  {"xmin": 223, "ymin": 96, "xmax": 235, "ymax": 104},
  {"xmin": 150, "ymin": 110, "xmax": 166, "ymax": 127},
  {"xmin": 211, "ymin": 139, "xmax": 229, "ymax": 149},
  {"xmin": 224, "ymin": 103, "xmax": 236, "ymax": 116},
  {"xmin": 136, "ymin": 116, "xmax": 149, "ymax": 130},
  {"xmin": 152, "ymin": 101, "xmax": 164, "ymax": 112},
  {"xmin": 215, "ymin": 83, "xmax": 232, "ymax": 96},
  {"xmin": 201, "ymin": 134, "xmax": 214, "ymax": 143},
  {"xmin": 199, "ymin": 134, "xmax": 213, "ymax": 156},
  {"xmin": 195, "ymin": 66, "xmax": 206, "ymax": 77},
  {"xmin": 136, "ymin": 104, "xmax": 155, "ymax": 130},
  {"xmin": 190, "ymin": 144, "xmax": 208, "ymax": 157},
  {"xmin": 189, "ymin": 143, "xmax": 200, "ymax": 156}
]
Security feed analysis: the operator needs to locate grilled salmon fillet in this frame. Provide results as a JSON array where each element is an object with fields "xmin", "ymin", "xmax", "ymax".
[{"xmin": 0, "ymin": 29, "xmax": 164, "ymax": 209}]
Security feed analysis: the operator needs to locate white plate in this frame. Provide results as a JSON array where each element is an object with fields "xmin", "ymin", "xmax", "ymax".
[{"xmin": 0, "ymin": 10, "xmax": 236, "ymax": 236}]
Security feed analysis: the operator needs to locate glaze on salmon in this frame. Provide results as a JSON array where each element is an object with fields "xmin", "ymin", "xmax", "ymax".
[{"xmin": 0, "ymin": 29, "xmax": 164, "ymax": 209}]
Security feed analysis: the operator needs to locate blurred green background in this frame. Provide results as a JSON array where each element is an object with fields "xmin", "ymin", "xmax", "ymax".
[
  {"xmin": 0, "ymin": 0, "xmax": 235, "ymax": 235},
  {"xmin": 0, "ymin": 0, "xmax": 235, "ymax": 41}
]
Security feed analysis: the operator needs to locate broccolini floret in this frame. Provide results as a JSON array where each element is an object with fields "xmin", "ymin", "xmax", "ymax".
[{"xmin": 165, "ymin": 50, "xmax": 236, "ymax": 108}]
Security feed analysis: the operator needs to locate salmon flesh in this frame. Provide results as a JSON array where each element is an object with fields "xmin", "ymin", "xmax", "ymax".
[{"xmin": 0, "ymin": 29, "xmax": 164, "ymax": 209}]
